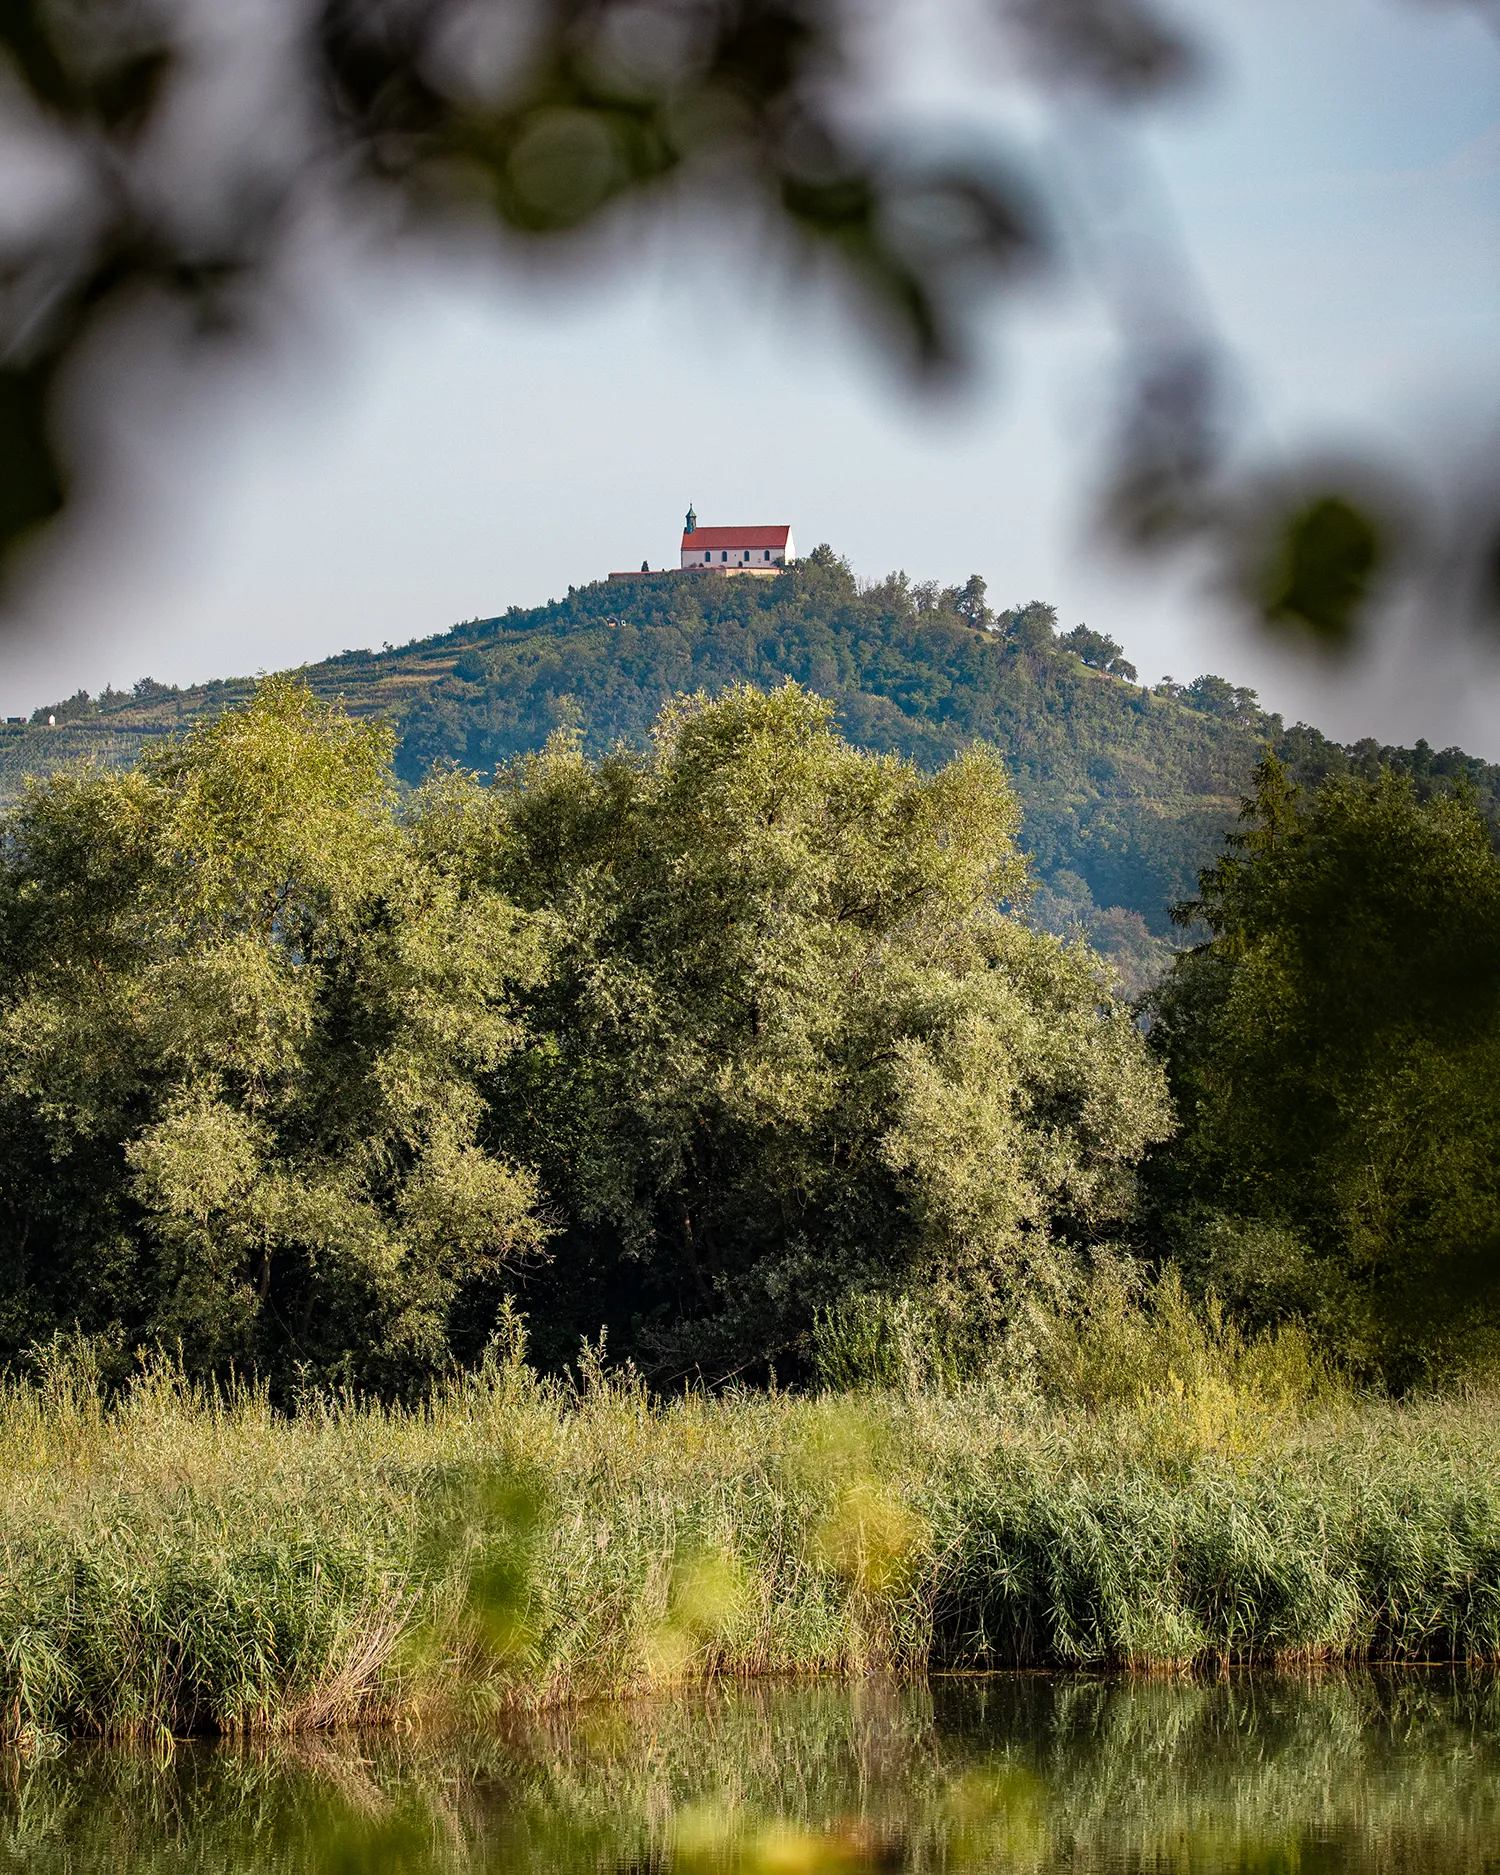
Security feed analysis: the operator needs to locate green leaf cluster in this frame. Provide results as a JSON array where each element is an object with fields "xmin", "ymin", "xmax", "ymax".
[{"xmin": 443, "ymin": 681, "xmax": 1171, "ymax": 1376}]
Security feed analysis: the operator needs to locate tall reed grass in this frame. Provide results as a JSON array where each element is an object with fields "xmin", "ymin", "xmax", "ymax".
[{"xmin": 2, "ymin": 1287, "xmax": 1499, "ymax": 1742}]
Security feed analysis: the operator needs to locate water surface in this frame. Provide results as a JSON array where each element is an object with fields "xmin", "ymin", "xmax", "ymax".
[{"xmin": 5, "ymin": 1673, "xmax": 1500, "ymax": 1874}]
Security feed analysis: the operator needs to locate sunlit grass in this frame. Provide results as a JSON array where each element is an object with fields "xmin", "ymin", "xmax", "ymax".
[{"xmin": 2, "ymin": 1298, "xmax": 1499, "ymax": 1742}]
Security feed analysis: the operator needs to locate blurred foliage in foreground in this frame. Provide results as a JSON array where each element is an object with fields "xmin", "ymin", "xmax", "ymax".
[
  {"xmin": 0, "ymin": 0, "xmax": 1055, "ymax": 567},
  {"xmin": 0, "ymin": 0, "xmax": 1493, "ymax": 647}
]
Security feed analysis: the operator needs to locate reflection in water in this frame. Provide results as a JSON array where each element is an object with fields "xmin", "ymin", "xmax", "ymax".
[{"xmin": 3, "ymin": 1674, "xmax": 1500, "ymax": 1874}]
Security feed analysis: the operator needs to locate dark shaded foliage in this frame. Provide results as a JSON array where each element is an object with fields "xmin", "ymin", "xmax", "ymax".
[{"xmin": 1145, "ymin": 755, "xmax": 1500, "ymax": 1379}]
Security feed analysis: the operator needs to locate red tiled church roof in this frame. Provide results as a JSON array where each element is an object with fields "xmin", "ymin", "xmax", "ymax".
[{"xmin": 682, "ymin": 525, "xmax": 791, "ymax": 550}]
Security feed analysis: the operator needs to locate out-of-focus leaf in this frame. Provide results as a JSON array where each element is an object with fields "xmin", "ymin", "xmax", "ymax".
[
  {"xmin": 453, "ymin": 95, "xmax": 676, "ymax": 231},
  {"xmin": 783, "ymin": 162, "xmax": 1041, "ymax": 371},
  {"xmin": 1103, "ymin": 344, "xmax": 1222, "ymax": 545},
  {"xmin": 315, "ymin": 0, "xmax": 1044, "ymax": 376},
  {"xmin": 0, "ymin": 365, "xmax": 67, "ymax": 563},
  {"xmin": 317, "ymin": 0, "xmax": 453, "ymax": 152},
  {"xmin": 91, "ymin": 47, "xmax": 174, "ymax": 136},
  {"xmin": 0, "ymin": 0, "xmax": 73, "ymax": 112},
  {"xmin": 1001, "ymin": 0, "xmax": 1201, "ymax": 97},
  {"xmin": 1258, "ymin": 495, "xmax": 1382, "ymax": 650},
  {"xmin": 0, "ymin": 0, "xmax": 1476, "ymax": 667}
]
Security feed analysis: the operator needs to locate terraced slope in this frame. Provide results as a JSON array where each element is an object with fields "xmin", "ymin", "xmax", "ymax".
[{"xmin": 0, "ymin": 642, "xmax": 462, "ymax": 797}]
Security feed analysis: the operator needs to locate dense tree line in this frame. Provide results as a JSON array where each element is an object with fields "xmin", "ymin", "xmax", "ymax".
[
  {"xmin": 15, "ymin": 554, "xmax": 1499, "ymax": 971},
  {"xmin": 0, "ymin": 679, "xmax": 1168, "ymax": 1391},
  {"xmin": 4, "ymin": 674, "xmax": 1497, "ymax": 1393},
  {"xmin": 395, "ymin": 556, "xmax": 1277, "ymax": 934}
]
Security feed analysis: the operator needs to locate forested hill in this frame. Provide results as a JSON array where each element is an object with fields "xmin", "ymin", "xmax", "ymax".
[{"xmin": 7, "ymin": 548, "xmax": 1497, "ymax": 958}]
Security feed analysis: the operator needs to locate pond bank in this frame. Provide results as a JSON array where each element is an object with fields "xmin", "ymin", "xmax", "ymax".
[{"xmin": 3, "ymin": 1340, "xmax": 1499, "ymax": 1741}]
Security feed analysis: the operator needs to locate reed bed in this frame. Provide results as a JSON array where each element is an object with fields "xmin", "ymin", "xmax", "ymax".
[{"xmin": 2, "ymin": 1305, "xmax": 1499, "ymax": 1742}]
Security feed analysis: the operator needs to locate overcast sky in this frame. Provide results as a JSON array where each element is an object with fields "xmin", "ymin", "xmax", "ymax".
[{"xmin": 3, "ymin": 0, "xmax": 1499, "ymax": 754}]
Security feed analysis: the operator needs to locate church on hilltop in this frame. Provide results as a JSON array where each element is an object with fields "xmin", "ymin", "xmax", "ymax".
[
  {"xmin": 679, "ymin": 507, "xmax": 795, "ymax": 571},
  {"xmin": 610, "ymin": 509, "xmax": 796, "ymax": 581}
]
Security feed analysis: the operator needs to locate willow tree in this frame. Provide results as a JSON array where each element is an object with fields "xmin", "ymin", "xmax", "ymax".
[
  {"xmin": 0, "ymin": 679, "xmax": 547, "ymax": 1391},
  {"xmin": 431, "ymin": 682, "xmax": 1172, "ymax": 1377}
]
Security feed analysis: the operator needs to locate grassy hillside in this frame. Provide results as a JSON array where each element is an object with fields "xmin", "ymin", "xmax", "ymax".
[{"xmin": 7, "ymin": 551, "xmax": 1497, "ymax": 955}]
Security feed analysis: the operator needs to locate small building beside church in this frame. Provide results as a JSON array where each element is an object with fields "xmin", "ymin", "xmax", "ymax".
[{"xmin": 679, "ymin": 508, "xmax": 795, "ymax": 572}]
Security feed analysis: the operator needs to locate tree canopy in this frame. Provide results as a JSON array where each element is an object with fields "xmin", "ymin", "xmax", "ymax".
[
  {"xmin": 0, "ymin": 678, "xmax": 547, "ymax": 1391},
  {"xmin": 1146, "ymin": 756, "xmax": 1500, "ymax": 1379},
  {"xmin": 460, "ymin": 681, "xmax": 1171, "ymax": 1375},
  {"xmin": 8, "ymin": 675, "xmax": 1500, "ymax": 1390},
  {"xmin": 0, "ymin": 677, "xmax": 1172, "ymax": 1389}
]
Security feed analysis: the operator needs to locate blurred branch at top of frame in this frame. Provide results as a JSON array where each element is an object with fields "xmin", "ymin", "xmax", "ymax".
[{"xmin": 0, "ymin": 0, "xmax": 1495, "ymax": 657}]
